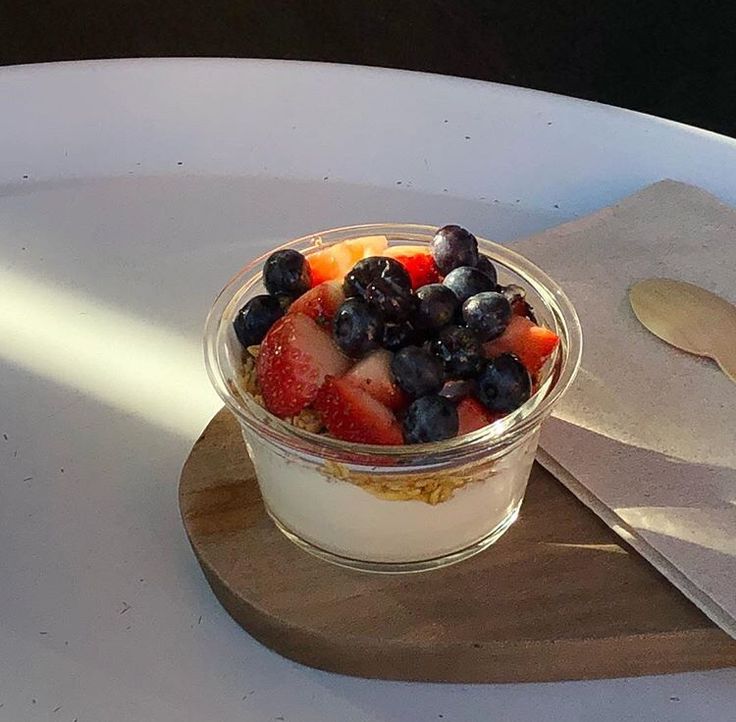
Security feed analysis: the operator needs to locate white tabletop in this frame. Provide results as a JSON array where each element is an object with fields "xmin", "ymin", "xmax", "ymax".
[{"xmin": 1, "ymin": 58, "xmax": 735, "ymax": 722}]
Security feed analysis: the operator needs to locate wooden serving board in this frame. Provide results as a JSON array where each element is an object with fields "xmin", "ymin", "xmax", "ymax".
[{"xmin": 179, "ymin": 409, "xmax": 736, "ymax": 683}]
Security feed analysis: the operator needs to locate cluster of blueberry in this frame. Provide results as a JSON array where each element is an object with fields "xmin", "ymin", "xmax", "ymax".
[
  {"xmin": 330, "ymin": 226, "xmax": 531, "ymax": 442},
  {"xmin": 233, "ymin": 225, "xmax": 544, "ymax": 445}
]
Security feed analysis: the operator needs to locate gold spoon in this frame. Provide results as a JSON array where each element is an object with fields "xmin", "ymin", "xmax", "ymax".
[{"xmin": 629, "ymin": 278, "xmax": 736, "ymax": 383}]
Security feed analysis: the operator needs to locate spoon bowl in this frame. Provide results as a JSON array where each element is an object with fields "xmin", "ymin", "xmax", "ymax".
[{"xmin": 629, "ymin": 278, "xmax": 736, "ymax": 383}]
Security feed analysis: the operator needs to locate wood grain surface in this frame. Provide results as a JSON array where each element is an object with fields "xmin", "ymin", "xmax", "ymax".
[{"xmin": 178, "ymin": 409, "xmax": 736, "ymax": 683}]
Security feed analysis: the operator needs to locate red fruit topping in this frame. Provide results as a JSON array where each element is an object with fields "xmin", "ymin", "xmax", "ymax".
[
  {"xmin": 288, "ymin": 280, "xmax": 345, "ymax": 326},
  {"xmin": 257, "ymin": 313, "xmax": 350, "ymax": 417},
  {"xmin": 314, "ymin": 376, "xmax": 403, "ymax": 445},
  {"xmin": 456, "ymin": 397, "xmax": 503, "ymax": 435},
  {"xmin": 306, "ymin": 235, "xmax": 388, "ymax": 285},
  {"xmin": 344, "ymin": 349, "xmax": 408, "ymax": 411},
  {"xmin": 384, "ymin": 245, "xmax": 441, "ymax": 289},
  {"xmin": 483, "ymin": 315, "xmax": 560, "ymax": 375}
]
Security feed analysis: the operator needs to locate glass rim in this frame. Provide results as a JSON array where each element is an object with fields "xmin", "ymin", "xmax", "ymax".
[{"xmin": 203, "ymin": 223, "xmax": 582, "ymax": 464}]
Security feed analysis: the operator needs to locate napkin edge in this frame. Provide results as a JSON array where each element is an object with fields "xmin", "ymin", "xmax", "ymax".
[{"xmin": 536, "ymin": 447, "xmax": 736, "ymax": 641}]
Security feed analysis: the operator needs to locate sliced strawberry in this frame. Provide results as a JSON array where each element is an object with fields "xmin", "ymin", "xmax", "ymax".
[
  {"xmin": 456, "ymin": 397, "xmax": 503, "ymax": 435},
  {"xmin": 343, "ymin": 235, "xmax": 389, "ymax": 262},
  {"xmin": 306, "ymin": 243, "xmax": 353, "ymax": 286},
  {"xmin": 483, "ymin": 315, "xmax": 560, "ymax": 375},
  {"xmin": 384, "ymin": 245, "xmax": 441, "ymax": 289},
  {"xmin": 257, "ymin": 313, "xmax": 350, "ymax": 417},
  {"xmin": 306, "ymin": 235, "xmax": 388, "ymax": 285},
  {"xmin": 343, "ymin": 349, "xmax": 408, "ymax": 411},
  {"xmin": 288, "ymin": 281, "xmax": 345, "ymax": 326},
  {"xmin": 314, "ymin": 376, "xmax": 403, "ymax": 445}
]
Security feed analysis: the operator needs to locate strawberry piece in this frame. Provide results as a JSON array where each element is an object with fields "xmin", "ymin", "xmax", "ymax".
[
  {"xmin": 288, "ymin": 280, "xmax": 345, "ymax": 326},
  {"xmin": 306, "ymin": 235, "xmax": 388, "ymax": 285},
  {"xmin": 384, "ymin": 245, "xmax": 441, "ymax": 289},
  {"xmin": 456, "ymin": 397, "xmax": 503, "ymax": 435},
  {"xmin": 344, "ymin": 349, "xmax": 408, "ymax": 411},
  {"xmin": 306, "ymin": 244, "xmax": 353, "ymax": 286},
  {"xmin": 483, "ymin": 315, "xmax": 560, "ymax": 375},
  {"xmin": 314, "ymin": 376, "xmax": 404, "ymax": 445},
  {"xmin": 257, "ymin": 313, "xmax": 350, "ymax": 417}
]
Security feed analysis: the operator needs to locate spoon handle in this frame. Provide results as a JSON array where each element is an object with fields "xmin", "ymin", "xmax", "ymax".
[{"xmin": 712, "ymin": 341, "xmax": 736, "ymax": 383}]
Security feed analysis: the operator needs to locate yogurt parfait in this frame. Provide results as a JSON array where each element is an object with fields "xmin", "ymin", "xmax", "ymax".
[{"xmin": 204, "ymin": 224, "xmax": 581, "ymax": 572}]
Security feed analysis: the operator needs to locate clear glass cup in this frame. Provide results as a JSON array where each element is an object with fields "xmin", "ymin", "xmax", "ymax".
[{"xmin": 204, "ymin": 224, "xmax": 582, "ymax": 573}]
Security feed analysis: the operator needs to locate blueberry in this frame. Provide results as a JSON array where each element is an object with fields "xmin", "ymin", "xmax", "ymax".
[
  {"xmin": 443, "ymin": 266, "xmax": 496, "ymax": 305},
  {"xmin": 475, "ymin": 254, "xmax": 498, "ymax": 285},
  {"xmin": 390, "ymin": 346, "xmax": 445, "ymax": 398},
  {"xmin": 365, "ymin": 276, "xmax": 416, "ymax": 321},
  {"xmin": 462, "ymin": 291, "xmax": 512, "ymax": 341},
  {"xmin": 439, "ymin": 378, "xmax": 477, "ymax": 402},
  {"xmin": 233, "ymin": 294, "xmax": 284, "ymax": 347},
  {"xmin": 263, "ymin": 249, "xmax": 311, "ymax": 298},
  {"xmin": 477, "ymin": 354, "xmax": 532, "ymax": 413},
  {"xmin": 415, "ymin": 283, "xmax": 459, "ymax": 331},
  {"xmin": 431, "ymin": 225, "xmax": 479, "ymax": 275},
  {"xmin": 333, "ymin": 298, "xmax": 383, "ymax": 357},
  {"xmin": 344, "ymin": 256, "xmax": 411, "ymax": 299},
  {"xmin": 381, "ymin": 320, "xmax": 417, "ymax": 351},
  {"xmin": 429, "ymin": 325, "xmax": 484, "ymax": 378},
  {"xmin": 403, "ymin": 395, "xmax": 459, "ymax": 444}
]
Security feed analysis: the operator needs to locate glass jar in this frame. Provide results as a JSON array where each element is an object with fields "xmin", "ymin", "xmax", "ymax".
[{"xmin": 204, "ymin": 224, "xmax": 582, "ymax": 573}]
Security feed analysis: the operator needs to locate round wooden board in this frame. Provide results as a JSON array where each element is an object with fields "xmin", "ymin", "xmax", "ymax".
[{"xmin": 179, "ymin": 409, "xmax": 736, "ymax": 683}]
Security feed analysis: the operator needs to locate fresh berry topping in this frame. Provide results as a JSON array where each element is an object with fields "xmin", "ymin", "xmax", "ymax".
[
  {"xmin": 442, "ymin": 266, "xmax": 496, "ymax": 305},
  {"xmin": 402, "ymin": 395, "xmax": 459, "ymax": 444},
  {"xmin": 233, "ymin": 294, "xmax": 284, "ymax": 347},
  {"xmin": 288, "ymin": 280, "xmax": 345, "ymax": 326},
  {"xmin": 456, "ymin": 397, "xmax": 502, "ymax": 435},
  {"xmin": 390, "ymin": 345, "xmax": 445, "ymax": 398},
  {"xmin": 429, "ymin": 325, "xmax": 484, "ymax": 379},
  {"xmin": 384, "ymin": 245, "xmax": 441, "ymax": 288},
  {"xmin": 415, "ymin": 283, "xmax": 459, "ymax": 331},
  {"xmin": 365, "ymin": 276, "xmax": 416, "ymax": 321},
  {"xmin": 263, "ymin": 249, "xmax": 311, "ymax": 298},
  {"xmin": 431, "ymin": 225, "xmax": 479, "ymax": 275},
  {"xmin": 333, "ymin": 298, "xmax": 384, "ymax": 357},
  {"xmin": 343, "ymin": 256, "xmax": 411, "ymax": 299},
  {"xmin": 243, "ymin": 225, "xmax": 552, "ymax": 447},
  {"xmin": 475, "ymin": 255, "xmax": 498, "ymax": 285},
  {"xmin": 477, "ymin": 353, "xmax": 532, "ymax": 413},
  {"xmin": 462, "ymin": 291, "xmax": 512, "ymax": 341},
  {"xmin": 381, "ymin": 320, "xmax": 417, "ymax": 351},
  {"xmin": 306, "ymin": 235, "xmax": 388, "ymax": 285},
  {"xmin": 344, "ymin": 349, "xmax": 408, "ymax": 411},
  {"xmin": 439, "ymin": 378, "xmax": 477, "ymax": 402},
  {"xmin": 314, "ymin": 376, "xmax": 403, "ymax": 445},
  {"xmin": 257, "ymin": 313, "xmax": 350, "ymax": 417},
  {"xmin": 483, "ymin": 315, "xmax": 559, "ymax": 374}
]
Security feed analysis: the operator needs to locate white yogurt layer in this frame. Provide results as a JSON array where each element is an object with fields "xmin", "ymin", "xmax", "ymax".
[{"xmin": 242, "ymin": 427, "xmax": 539, "ymax": 563}]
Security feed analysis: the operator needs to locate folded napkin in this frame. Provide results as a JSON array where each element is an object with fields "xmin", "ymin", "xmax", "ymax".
[{"xmin": 509, "ymin": 180, "xmax": 736, "ymax": 637}]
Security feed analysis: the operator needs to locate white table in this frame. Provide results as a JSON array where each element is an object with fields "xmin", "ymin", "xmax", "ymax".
[{"xmin": 1, "ymin": 59, "xmax": 735, "ymax": 722}]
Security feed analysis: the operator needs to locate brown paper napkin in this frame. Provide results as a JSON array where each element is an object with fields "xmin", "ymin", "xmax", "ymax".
[{"xmin": 509, "ymin": 180, "xmax": 736, "ymax": 638}]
